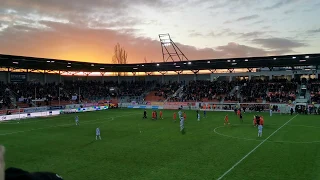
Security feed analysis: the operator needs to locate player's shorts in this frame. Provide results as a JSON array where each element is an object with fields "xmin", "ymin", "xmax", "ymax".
[{"xmin": 96, "ymin": 133, "xmax": 100, "ymax": 136}]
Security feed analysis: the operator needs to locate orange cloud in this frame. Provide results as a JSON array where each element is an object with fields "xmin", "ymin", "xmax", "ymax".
[{"xmin": 0, "ymin": 21, "xmax": 290, "ymax": 64}]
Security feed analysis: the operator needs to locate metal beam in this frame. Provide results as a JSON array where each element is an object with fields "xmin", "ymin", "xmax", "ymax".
[
  {"xmin": 228, "ymin": 68, "xmax": 234, "ymax": 73},
  {"xmin": 158, "ymin": 71, "xmax": 167, "ymax": 75},
  {"xmin": 209, "ymin": 69, "xmax": 216, "ymax": 73},
  {"xmin": 191, "ymin": 70, "xmax": 199, "ymax": 74}
]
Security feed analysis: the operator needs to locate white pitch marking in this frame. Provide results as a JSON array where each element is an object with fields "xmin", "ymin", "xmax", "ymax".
[
  {"xmin": 216, "ymin": 114, "xmax": 298, "ymax": 180},
  {"xmin": 214, "ymin": 125, "xmax": 320, "ymax": 144}
]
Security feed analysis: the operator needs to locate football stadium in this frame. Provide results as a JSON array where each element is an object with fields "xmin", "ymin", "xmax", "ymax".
[{"xmin": 1, "ymin": 48, "xmax": 320, "ymax": 180}]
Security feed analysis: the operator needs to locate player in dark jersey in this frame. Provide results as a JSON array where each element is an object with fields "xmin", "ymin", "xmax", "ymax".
[
  {"xmin": 255, "ymin": 115, "xmax": 260, "ymax": 126},
  {"xmin": 239, "ymin": 113, "xmax": 243, "ymax": 123},
  {"xmin": 143, "ymin": 110, "xmax": 147, "ymax": 119}
]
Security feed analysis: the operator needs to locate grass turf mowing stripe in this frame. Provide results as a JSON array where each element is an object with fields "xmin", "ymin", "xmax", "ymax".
[
  {"xmin": 216, "ymin": 114, "xmax": 298, "ymax": 180},
  {"xmin": 0, "ymin": 112, "xmax": 139, "ymax": 136}
]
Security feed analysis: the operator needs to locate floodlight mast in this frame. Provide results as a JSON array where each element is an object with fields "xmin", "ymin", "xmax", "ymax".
[{"xmin": 159, "ymin": 33, "xmax": 189, "ymax": 62}]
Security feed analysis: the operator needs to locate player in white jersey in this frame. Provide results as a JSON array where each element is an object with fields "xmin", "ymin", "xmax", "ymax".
[
  {"xmin": 197, "ymin": 113, "xmax": 200, "ymax": 121},
  {"xmin": 269, "ymin": 109, "xmax": 272, "ymax": 117},
  {"xmin": 258, "ymin": 124, "xmax": 263, "ymax": 137},
  {"xmin": 96, "ymin": 127, "xmax": 101, "ymax": 140},
  {"xmin": 178, "ymin": 110, "xmax": 182, "ymax": 118},
  {"xmin": 75, "ymin": 116, "xmax": 79, "ymax": 126},
  {"xmin": 180, "ymin": 116, "xmax": 184, "ymax": 132}
]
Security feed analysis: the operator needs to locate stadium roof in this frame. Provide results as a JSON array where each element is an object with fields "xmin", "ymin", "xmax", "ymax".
[{"xmin": 0, "ymin": 53, "xmax": 319, "ymax": 73}]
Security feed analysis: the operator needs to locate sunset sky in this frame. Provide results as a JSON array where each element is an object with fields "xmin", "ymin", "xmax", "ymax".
[{"xmin": 0, "ymin": 0, "xmax": 320, "ymax": 64}]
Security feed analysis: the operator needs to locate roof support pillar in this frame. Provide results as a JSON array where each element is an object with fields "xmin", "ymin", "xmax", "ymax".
[
  {"xmin": 145, "ymin": 72, "xmax": 152, "ymax": 83},
  {"xmin": 44, "ymin": 70, "xmax": 47, "ymax": 84},
  {"xmin": 84, "ymin": 72, "xmax": 91, "ymax": 82},
  {"xmin": 132, "ymin": 72, "xmax": 136, "ymax": 82},
  {"xmin": 175, "ymin": 70, "xmax": 183, "ymax": 83},
  {"xmin": 26, "ymin": 69, "xmax": 29, "ymax": 82},
  {"xmin": 7, "ymin": 68, "xmax": 10, "ymax": 83},
  {"xmin": 100, "ymin": 72, "xmax": 106, "ymax": 82},
  {"xmin": 59, "ymin": 71, "xmax": 62, "ymax": 83},
  {"xmin": 192, "ymin": 70, "xmax": 199, "ymax": 81},
  {"xmin": 159, "ymin": 71, "xmax": 167, "ymax": 84}
]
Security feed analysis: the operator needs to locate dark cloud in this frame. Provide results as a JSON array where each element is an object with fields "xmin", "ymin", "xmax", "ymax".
[
  {"xmin": 239, "ymin": 31, "xmax": 265, "ymax": 39},
  {"xmin": 307, "ymin": 28, "xmax": 320, "ymax": 34},
  {"xmin": 189, "ymin": 31, "xmax": 204, "ymax": 37},
  {"xmin": 252, "ymin": 38, "xmax": 307, "ymax": 54},
  {"xmin": 263, "ymin": 0, "xmax": 300, "ymax": 10},
  {"xmin": 236, "ymin": 15, "xmax": 260, "ymax": 22},
  {"xmin": 284, "ymin": 9, "xmax": 295, "ymax": 14},
  {"xmin": 0, "ymin": 0, "xmax": 171, "ymax": 30},
  {"xmin": 215, "ymin": 42, "xmax": 271, "ymax": 57},
  {"xmin": 224, "ymin": 15, "xmax": 259, "ymax": 24}
]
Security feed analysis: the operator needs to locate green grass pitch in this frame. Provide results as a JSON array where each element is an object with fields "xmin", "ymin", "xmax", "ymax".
[{"xmin": 1, "ymin": 109, "xmax": 320, "ymax": 180}]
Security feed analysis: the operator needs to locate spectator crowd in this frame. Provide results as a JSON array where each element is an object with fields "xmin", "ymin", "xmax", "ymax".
[{"xmin": 3, "ymin": 78, "xmax": 319, "ymax": 110}]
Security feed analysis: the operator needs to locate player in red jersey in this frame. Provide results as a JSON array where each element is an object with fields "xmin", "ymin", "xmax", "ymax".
[
  {"xmin": 173, "ymin": 112, "xmax": 177, "ymax": 122},
  {"xmin": 152, "ymin": 111, "xmax": 156, "ymax": 120},
  {"xmin": 183, "ymin": 112, "xmax": 187, "ymax": 121},
  {"xmin": 159, "ymin": 111, "xmax": 163, "ymax": 119},
  {"xmin": 224, "ymin": 114, "xmax": 230, "ymax": 126}
]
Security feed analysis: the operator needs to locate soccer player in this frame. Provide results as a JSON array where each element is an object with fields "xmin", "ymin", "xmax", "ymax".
[
  {"xmin": 96, "ymin": 127, "xmax": 101, "ymax": 140},
  {"xmin": 197, "ymin": 113, "xmax": 200, "ymax": 121},
  {"xmin": 239, "ymin": 113, "xmax": 243, "ymax": 123},
  {"xmin": 224, "ymin": 114, "xmax": 230, "ymax": 126},
  {"xmin": 253, "ymin": 115, "xmax": 257, "ymax": 126},
  {"xmin": 269, "ymin": 109, "xmax": 272, "ymax": 117},
  {"xmin": 152, "ymin": 111, "xmax": 156, "ymax": 120},
  {"xmin": 180, "ymin": 116, "xmax": 185, "ymax": 132},
  {"xmin": 258, "ymin": 124, "xmax": 263, "ymax": 137},
  {"xmin": 178, "ymin": 110, "xmax": 182, "ymax": 118},
  {"xmin": 183, "ymin": 112, "xmax": 187, "ymax": 121},
  {"xmin": 75, "ymin": 116, "xmax": 79, "ymax": 126},
  {"xmin": 237, "ymin": 109, "xmax": 241, "ymax": 117},
  {"xmin": 203, "ymin": 109, "xmax": 206, "ymax": 118},
  {"xmin": 260, "ymin": 116, "xmax": 264, "ymax": 126},
  {"xmin": 159, "ymin": 111, "xmax": 163, "ymax": 119},
  {"xmin": 173, "ymin": 112, "xmax": 177, "ymax": 122},
  {"xmin": 256, "ymin": 115, "xmax": 260, "ymax": 127},
  {"xmin": 143, "ymin": 110, "xmax": 147, "ymax": 119}
]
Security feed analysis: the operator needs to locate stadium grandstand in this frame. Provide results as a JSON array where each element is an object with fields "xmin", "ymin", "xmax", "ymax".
[
  {"xmin": 1, "ymin": 51, "xmax": 320, "ymax": 180},
  {"xmin": 0, "ymin": 53, "xmax": 319, "ymax": 112}
]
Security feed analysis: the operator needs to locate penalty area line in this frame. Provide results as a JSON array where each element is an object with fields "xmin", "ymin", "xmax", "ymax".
[{"xmin": 216, "ymin": 114, "xmax": 298, "ymax": 180}]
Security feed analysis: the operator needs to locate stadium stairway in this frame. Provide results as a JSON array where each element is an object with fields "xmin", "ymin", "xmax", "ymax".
[
  {"xmin": 228, "ymin": 86, "xmax": 237, "ymax": 96},
  {"xmin": 164, "ymin": 85, "xmax": 184, "ymax": 102},
  {"xmin": 296, "ymin": 85, "xmax": 309, "ymax": 103}
]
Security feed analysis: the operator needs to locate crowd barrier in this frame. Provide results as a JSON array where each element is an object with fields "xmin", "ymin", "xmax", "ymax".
[
  {"xmin": 126, "ymin": 101, "xmax": 319, "ymax": 113},
  {"xmin": 0, "ymin": 110, "xmax": 60, "ymax": 121},
  {"xmin": 127, "ymin": 105, "xmax": 164, "ymax": 109},
  {"xmin": 60, "ymin": 106, "xmax": 108, "ymax": 114},
  {"xmin": 0, "ymin": 105, "xmax": 109, "ymax": 121}
]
